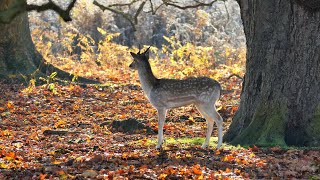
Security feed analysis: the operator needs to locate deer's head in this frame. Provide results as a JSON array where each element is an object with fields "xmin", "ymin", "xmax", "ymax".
[{"xmin": 129, "ymin": 46, "xmax": 150, "ymax": 70}]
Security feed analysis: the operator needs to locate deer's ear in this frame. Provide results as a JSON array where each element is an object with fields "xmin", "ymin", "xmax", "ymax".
[{"xmin": 130, "ymin": 52, "xmax": 137, "ymax": 58}]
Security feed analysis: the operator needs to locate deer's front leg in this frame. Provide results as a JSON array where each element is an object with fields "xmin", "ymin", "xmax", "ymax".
[{"xmin": 156, "ymin": 108, "xmax": 166, "ymax": 149}]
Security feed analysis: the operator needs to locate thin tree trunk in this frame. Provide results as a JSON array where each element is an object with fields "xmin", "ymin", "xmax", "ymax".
[{"xmin": 224, "ymin": 0, "xmax": 320, "ymax": 147}]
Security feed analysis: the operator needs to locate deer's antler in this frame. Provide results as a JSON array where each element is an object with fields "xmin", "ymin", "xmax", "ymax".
[
  {"xmin": 144, "ymin": 46, "xmax": 151, "ymax": 54},
  {"xmin": 138, "ymin": 44, "xmax": 141, "ymax": 54}
]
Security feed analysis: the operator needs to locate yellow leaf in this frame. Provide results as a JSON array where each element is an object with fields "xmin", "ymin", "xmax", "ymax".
[
  {"xmin": 55, "ymin": 120, "xmax": 66, "ymax": 128},
  {"xmin": 52, "ymin": 160, "xmax": 62, "ymax": 165},
  {"xmin": 158, "ymin": 173, "xmax": 168, "ymax": 180},
  {"xmin": 195, "ymin": 174, "xmax": 204, "ymax": 180},
  {"xmin": 0, "ymin": 163, "xmax": 8, "ymax": 169},
  {"xmin": 97, "ymin": 27, "xmax": 107, "ymax": 35}
]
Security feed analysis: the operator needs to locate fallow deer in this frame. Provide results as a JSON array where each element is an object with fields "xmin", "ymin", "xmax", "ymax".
[{"xmin": 129, "ymin": 46, "xmax": 223, "ymax": 149}]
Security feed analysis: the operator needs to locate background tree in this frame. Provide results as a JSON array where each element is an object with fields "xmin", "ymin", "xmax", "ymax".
[
  {"xmin": 0, "ymin": 0, "xmax": 40, "ymax": 79},
  {"xmin": 224, "ymin": 0, "xmax": 320, "ymax": 147},
  {"xmin": 1, "ymin": 0, "xmax": 242, "ymax": 82},
  {"xmin": 0, "ymin": 0, "xmax": 96, "ymax": 83}
]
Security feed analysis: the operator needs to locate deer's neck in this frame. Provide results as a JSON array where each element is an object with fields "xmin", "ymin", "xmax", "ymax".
[{"xmin": 138, "ymin": 62, "xmax": 157, "ymax": 97}]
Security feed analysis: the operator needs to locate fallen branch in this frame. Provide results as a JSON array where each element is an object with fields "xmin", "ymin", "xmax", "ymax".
[
  {"xmin": 43, "ymin": 130, "xmax": 80, "ymax": 136},
  {"xmin": 227, "ymin": 73, "xmax": 243, "ymax": 80}
]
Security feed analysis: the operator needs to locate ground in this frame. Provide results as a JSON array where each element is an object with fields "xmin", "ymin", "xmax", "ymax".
[{"xmin": 0, "ymin": 80, "xmax": 319, "ymax": 179}]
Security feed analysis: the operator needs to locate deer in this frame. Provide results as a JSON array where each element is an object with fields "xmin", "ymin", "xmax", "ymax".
[{"xmin": 129, "ymin": 46, "xmax": 223, "ymax": 149}]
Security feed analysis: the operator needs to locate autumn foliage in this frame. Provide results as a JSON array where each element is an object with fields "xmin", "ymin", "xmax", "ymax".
[{"xmin": 0, "ymin": 15, "xmax": 319, "ymax": 180}]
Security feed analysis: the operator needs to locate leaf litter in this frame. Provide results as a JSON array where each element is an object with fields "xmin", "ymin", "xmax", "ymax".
[{"xmin": 0, "ymin": 80, "xmax": 319, "ymax": 179}]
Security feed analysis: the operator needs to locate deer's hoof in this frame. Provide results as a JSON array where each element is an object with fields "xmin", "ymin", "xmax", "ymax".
[
  {"xmin": 156, "ymin": 144, "xmax": 163, "ymax": 150},
  {"xmin": 201, "ymin": 144, "xmax": 208, "ymax": 149}
]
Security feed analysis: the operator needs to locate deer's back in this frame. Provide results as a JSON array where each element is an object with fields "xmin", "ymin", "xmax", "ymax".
[{"xmin": 149, "ymin": 77, "xmax": 221, "ymax": 108}]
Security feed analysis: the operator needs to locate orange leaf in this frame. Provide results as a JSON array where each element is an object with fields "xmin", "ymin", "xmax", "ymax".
[
  {"xmin": 225, "ymin": 167, "xmax": 231, "ymax": 173},
  {"xmin": 192, "ymin": 164, "xmax": 202, "ymax": 175},
  {"xmin": 251, "ymin": 145, "xmax": 259, "ymax": 152},
  {"xmin": 241, "ymin": 159, "xmax": 249, "ymax": 165},
  {"xmin": 163, "ymin": 124, "xmax": 170, "ymax": 130},
  {"xmin": 117, "ymin": 169, "xmax": 125, "ymax": 174},
  {"xmin": 231, "ymin": 106, "xmax": 238, "ymax": 112},
  {"xmin": 39, "ymin": 173, "xmax": 47, "ymax": 180},
  {"xmin": 128, "ymin": 165, "xmax": 135, "ymax": 173},
  {"xmin": 120, "ymin": 114, "xmax": 126, "ymax": 119},
  {"xmin": 256, "ymin": 160, "xmax": 266, "ymax": 167},
  {"xmin": 6, "ymin": 101, "xmax": 14, "ymax": 109},
  {"xmin": 4, "ymin": 151, "xmax": 16, "ymax": 160}
]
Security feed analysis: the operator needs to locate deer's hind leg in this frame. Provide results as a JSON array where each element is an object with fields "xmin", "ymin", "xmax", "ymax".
[
  {"xmin": 156, "ymin": 108, "xmax": 167, "ymax": 149},
  {"xmin": 196, "ymin": 103, "xmax": 223, "ymax": 149}
]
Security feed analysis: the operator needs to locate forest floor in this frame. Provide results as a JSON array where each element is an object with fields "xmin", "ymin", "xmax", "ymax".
[{"xmin": 0, "ymin": 77, "xmax": 319, "ymax": 179}]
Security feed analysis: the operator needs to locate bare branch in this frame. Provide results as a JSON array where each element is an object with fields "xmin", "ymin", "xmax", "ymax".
[
  {"xmin": 153, "ymin": 3, "xmax": 165, "ymax": 14},
  {"xmin": 27, "ymin": 0, "xmax": 76, "ymax": 22},
  {"xmin": 108, "ymin": 0, "xmax": 139, "ymax": 8},
  {"xmin": 133, "ymin": 1, "xmax": 146, "ymax": 24},
  {"xmin": 148, "ymin": 0, "xmax": 154, "ymax": 13},
  {"xmin": 0, "ymin": 0, "xmax": 76, "ymax": 24},
  {"xmin": 92, "ymin": 0, "xmax": 221, "ymax": 31},
  {"xmin": 144, "ymin": 0, "xmax": 165, "ymax": 14},
  {"xmin": 163, "ymin": 0, "xmax": 217, "ymax": 9},
  {"xmin": 93, "ymin": 0, "xmax": 141, "ymax": 31}
]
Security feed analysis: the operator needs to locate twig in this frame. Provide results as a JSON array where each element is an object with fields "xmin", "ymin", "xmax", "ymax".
[
  {"xmin": 144, "ymin": 1, "xmax": 165, "ymax": 14},
  {"xmin": 134, "ymin": 1, "xmax": 146, "ymax": 24},
  {"xmin": 93, "ymin": 0, "xmax": 136, "ymax": 31},
  {"xmin": 108, "ymin": 0, "xmax": 139, "ymax": 8},
  {"xmin": 163, "ymin": 0, "xmax": 217, "ymax": 9},
  {"xmin": 0, "ymin": 0, "xmax": 77, "ymax": 23}
]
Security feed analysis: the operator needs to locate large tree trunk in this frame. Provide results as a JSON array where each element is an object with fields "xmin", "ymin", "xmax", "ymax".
[
  {"xmin": 0, "ymin": 0, "xmax": 98, "ymax": 84},
  {"xmin": 224, "ymin": 0, "xmax": 320, "ymax": 147},
  {"xmin": 0, "ymin": 1, "xmax": 41, "ymax": 77}
]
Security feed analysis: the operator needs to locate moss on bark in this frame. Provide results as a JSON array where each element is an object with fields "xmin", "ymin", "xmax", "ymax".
[
  {"xmin": 230, "ymin": 101, "xmax": 287, "ymax": 147},
  {"xmin": 306, "ymin": 105, "xmax": 320, "ymax": 146}
]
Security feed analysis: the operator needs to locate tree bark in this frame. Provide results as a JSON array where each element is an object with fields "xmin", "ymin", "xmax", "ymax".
[
  {"xmin": 0, "ymin": 1, "xmax": 40, "ymax": 77},
  {"xmin": 224, "ymin": 0, "xmax": 320, "ymax": 147}
]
